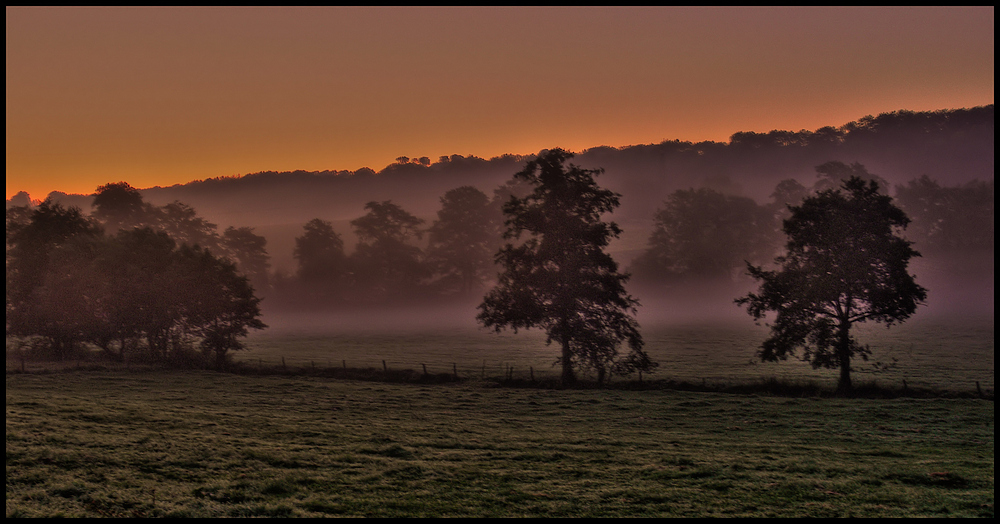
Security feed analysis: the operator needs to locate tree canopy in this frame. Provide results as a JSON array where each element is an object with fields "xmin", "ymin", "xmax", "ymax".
[
  {"xmin": 349, "ymin": 201, "xmax": 427, "ymax": 301},
  {"xmin": 7, "ymin": 198, "xmax": 266, "ymax": 366},
  {"xmin": 630, "ymin": 188, "xmax": 777, "ymax": 285},
  {"xmin": 736, "ymin": 174, "xmax": 926, "ymax": 391},
  {"xmin": 477, "ymin": 148, "xmax": 655, "ymax": 385},
  {"xmin": 294, "ymin": 219, "xmax": 347, "ymax": 286},
  {"xmin": 426, "ymin": 186, "xmax": 499, "ymax": 296}
]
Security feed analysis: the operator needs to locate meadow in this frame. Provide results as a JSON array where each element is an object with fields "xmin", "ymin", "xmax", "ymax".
[
  {"xmin": 6, "ymin": 314, "xmax": 994, "ymax": 517},
  {"xmin": 242, "ymin": 311, "xmax": 995, "ymax": 394}
]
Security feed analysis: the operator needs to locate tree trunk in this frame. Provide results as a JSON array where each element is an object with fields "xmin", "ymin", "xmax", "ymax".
[
  {"xmin": 836, "ymin": 319, "xmax": 853, "ymax": 392},
  {"xmin": 561, "ymin": 337, "xmax": 576, "ymax": 385}
]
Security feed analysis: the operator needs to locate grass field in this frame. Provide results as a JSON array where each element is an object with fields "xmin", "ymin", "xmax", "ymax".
[
  {"xmin": 5, "ymin": 371, "xmax": 993, "ymax": 517},
  {"xmin": 6, "ymin": 314, "xmax": 994, "ymax": 517},
  {"xmin": 240, "ymin": 312, "xmax": 994, "ymax": 394}
]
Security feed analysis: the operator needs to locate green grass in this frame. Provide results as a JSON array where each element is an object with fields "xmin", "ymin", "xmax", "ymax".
[
  {"xmin": 237, "ymin": 314, "xmax": 994, "ymax": 393},
  {"xmin": 6, "ymin": 370, "xmax": 994, "ymax": 517}
]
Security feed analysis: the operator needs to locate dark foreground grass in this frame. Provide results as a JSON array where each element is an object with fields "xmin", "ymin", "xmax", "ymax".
[{"xmin": 6, "ymin": 370, "xmax": 994, "ymax": 517}]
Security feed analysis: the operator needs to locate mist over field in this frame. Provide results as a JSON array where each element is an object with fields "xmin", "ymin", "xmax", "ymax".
[
  {"xmin": 8, "ymin": 107, "xmax": 994, "ymax": 337},
  {"xmin": 6, "ymin": 106, "xmax": 993, "ymax": 394},
  {"xmin": 6, "ymin": 7, "xmax": 994, "ymax": 517}
]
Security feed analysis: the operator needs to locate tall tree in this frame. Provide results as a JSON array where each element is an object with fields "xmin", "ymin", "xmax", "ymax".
[
  {"xmin": 293, "ymin": 218, "xmax": 347, "ymax": 297},
  {"xmin": 349, "ymin": 201, "xmax": 427, "ymax": 301},
  {"xmin": 478, "ymin": 149, "xmax": 654, "ymax": 385},
  {"xmin": 7, "ymin": 200, "xmax": 102, "ymax": 358},
  {"xmin": 736, "ymin": 175, "xmax": 927, "ymax": 391},
  {"xmin": 222, "ymin": 226, "xmax": 271, "ymax": 292},
  {"xmin": 426, "ymin": 186, "xmax": 499, "ymax": 296}
]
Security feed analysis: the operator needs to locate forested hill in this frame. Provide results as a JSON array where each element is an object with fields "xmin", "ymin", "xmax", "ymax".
[{"xmin": 18, "ymin": 105, "xmax": 994, "ymax": 231}]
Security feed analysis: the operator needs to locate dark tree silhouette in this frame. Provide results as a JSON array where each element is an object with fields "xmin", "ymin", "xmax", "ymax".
[
  {"xmin": 737, "ymin": 175, "xmax": 927, "ymax": 392},
  {"xmin": 630, "ymin": 188, "xmax": 777, "ymax": 285},
  {"xmin": 478, "ymin": 149, "xmax": 654, "ymax": 385},
  {"xmin": 154, "ymin": 201, "xmax": 221, "ymax": 253},
  {"xmin": 174, "ymin": 244, "xmax": 266, "ymax": 369},
  {"xmin": 6, "ymin": 201, "xmax": 102, "ymax": 358},
  {"xmin": 91, "ymin": 182, "xmax": 150, "ymax": 235},
  {"xmin": 349, "ymin": 201, "xmax": 427, "ymax": 301},
  {"xmin": 222, "ymin": 226, "xmax": 271, "ymax": 292},
  {"xmin": 894, "ymin": 175, "xmax": 994, "ymax": 255},
  {"xmin": 426, "ymin": 186, "xmax": 499, "ymax": 296},
  {"xmin": 88, "ymin": 230, "xmax": 176, "ymax": 360},
  {"xmin": 7, "ymin": 200, "xmax": 266, "ymax": 364},
  {"xmin": 114, "ymin": 228, "xmax": 185, "ymax": 360},
  {"xmin": 6, "ymin": 205, "xmax": 35, "ymax": 246},
  {"xmin": 15, "ymin": 234, "xmax": 105, "ymax": 359},
  {"xmin": 293, "ymin": 218, "xmax": 347, "ymax": 296},
  {"xmin": 351, "ymin": 200, "xmax": 424, "ymax": 245}
]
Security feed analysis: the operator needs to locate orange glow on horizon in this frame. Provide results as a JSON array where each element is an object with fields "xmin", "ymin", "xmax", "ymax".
[{"xmin": 6, "ymin": 6, "xmax": 994, "ymax": 201}]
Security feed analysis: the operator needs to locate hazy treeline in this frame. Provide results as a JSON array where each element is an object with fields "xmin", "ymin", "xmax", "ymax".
[
  {"xmin": 6, "ymin": 106, "xmax": 994, "ymax": 347},
  {"xmin": 6, "ymin": 184, "xmax": 265, "ymax": 366},
  {"xmin": 268, "ymin": 182, "xmax": 530, "ymax": 309},
  {"xmin": 265, "ymin": 160, "xmax": 990, "ymax": 316},
  {"xmin": 629, "ymin": 162, "xmax": 994, "ymax": 290},
  {"xmin": 7, "ymin": 162, "xmax": 993, "ymax": 323},
  {"xmin": 13, "ymin": 106, "xmax": 992, "ymax": 234}
]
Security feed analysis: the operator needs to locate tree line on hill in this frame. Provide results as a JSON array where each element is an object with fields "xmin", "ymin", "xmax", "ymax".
[
  {"xmin": 6, "ymin": 102, "xmax": 994, "ymax": 375},
  {"xmin": 6, "ymin": 157, "xmax": 992, "ymax": 368},
  {"xmin": 15, "ymin": 106, "xmax": 990, "ymax": 234}
]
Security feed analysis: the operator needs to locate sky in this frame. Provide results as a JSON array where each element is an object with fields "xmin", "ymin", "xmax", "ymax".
[{"xmin": 6, "ymin": 6, "xmax": 994, "ymax": 200}]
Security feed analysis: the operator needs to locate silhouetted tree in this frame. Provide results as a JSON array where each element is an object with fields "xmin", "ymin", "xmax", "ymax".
[
  {"xmin": 6, "ymin": 205, "xmax": 34, "ymax": 247},
  {"xmin": 293, "ymin": 218, "xmax": 347, "ymax": 296},
  {"xmin": 112, "ymin": 228, "xmax": 185, "ymax": 360},
  {"xmin": 18, "ymin": 235, "xmax": 105, "ymax": 359},
  {"xmin": 91, "ymin": 182, "xmax": 150, "ymax": 235},
  {"xmin": 154, "ymin": 201, "xmax": 221, "ymax": 253},
  {"xmin": 222, "ymin": 226, "xmax": 271, "ymax": 292},
  {"xmin": 770, "ymin": 179, "xmax": 810, "ymax": 212},
  {"xmin": 7, "ymin": 203, "xmax": 266, "ymax": 364},
  {"xmin": 737, "ymin": 175, "xmax": 926, "ymax": 392},
  {"xmin": 478, "ymin": 149, "xmax": 654, "ymax": 385},
  {"xmin": 894, "ymin": 175, "xmax": 995, "ymax": 255},
  {"xmin": 630, "ymin": 188, "xmax": 777, "ymax": 285},
  {"xmin": 426, "ymin": 186, "xmax": 498, "ymax": 296},
  {"xmin": 173, "ymin": 244, "xmax": 266, "ymax": 369},
  {"xmin": 7, "ymin": 191, "xmax": 34, "ymax": 208},
  {"xmin": 349, "ymin": 201, "xmax": 427, "ymax": 301},
  {"xmin": 6, "ymin": 200, "xmax": 102, "ymax": 358},
  {"xmin": 84, "ymin": 230, "xmax": 174, "ymax": 360}
]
